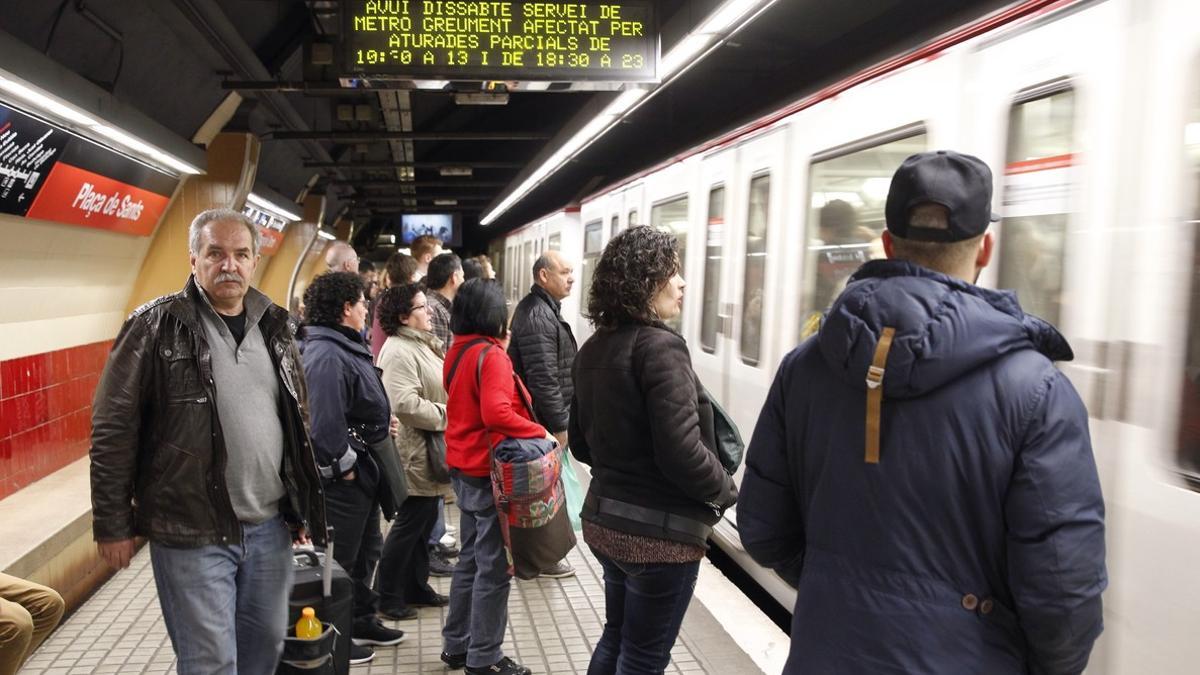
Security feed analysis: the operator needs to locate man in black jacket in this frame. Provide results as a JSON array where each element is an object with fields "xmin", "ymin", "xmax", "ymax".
[
  {"xmin": 508, "ymin": 250, "xmax": 578, "ymax": 578},
  {"xmin": 90, "ymin": 208, "xmax": 327, "ymax": 675}
]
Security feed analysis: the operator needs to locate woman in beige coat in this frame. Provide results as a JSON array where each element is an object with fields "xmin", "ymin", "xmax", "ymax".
[{"xmin": 374, "ymin": 283, "xmax": 454, "ymax": 620}]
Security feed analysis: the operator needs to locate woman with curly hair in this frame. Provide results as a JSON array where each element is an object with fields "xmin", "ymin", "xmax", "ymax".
[
  {"xmin": 570, "ymin": 226, "xmax": 738, "ymax": 675},
  {"xmin": 373, "ymin": 283, "xmax": 453, "ymax": 621},
  {"xmin": 299, "ymin": 271, "xmax": 405, "ymax": 665}
]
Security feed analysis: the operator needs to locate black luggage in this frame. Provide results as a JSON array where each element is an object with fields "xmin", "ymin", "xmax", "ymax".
[{"xmin": 277, "ymin": 549, "xmax": 353, "ymax": 675}]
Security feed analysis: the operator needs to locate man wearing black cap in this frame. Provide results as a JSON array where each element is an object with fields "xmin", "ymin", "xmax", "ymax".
[{"xmin": 737, "ymin": 150, "xmax": 1107, "ymax": 674}]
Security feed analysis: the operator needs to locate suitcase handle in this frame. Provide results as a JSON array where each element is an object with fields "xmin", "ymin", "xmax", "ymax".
[{"xmin": 293, "ymin": 546, "xmax": 335, "ymax": 599}]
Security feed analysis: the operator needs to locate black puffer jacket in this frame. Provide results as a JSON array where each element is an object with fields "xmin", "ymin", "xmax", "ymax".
[
  {"xmin": 508, "ymin": 285, "xmax": 577, "ymax": 432},
  {"xmin": 570, "ymin": 322, "xmax": 737, "ymax": 547},
  {"xmin": 90, "ymin": 277, "xmax": 327, "ymax": 547}
]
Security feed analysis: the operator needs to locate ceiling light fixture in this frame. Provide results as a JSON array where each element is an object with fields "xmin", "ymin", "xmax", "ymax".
[
  {"xmin": 0, "ymin": 71, "xmax": 203, "ymax": 176},
  {"xmin": 481, "ymin": 0, "xmax": 779, "ymax": 226},
  {"xmin": 438, "ymin": 166, "xmax": 474, "ymax": 177},
  {"xmin": 247, "ymin": 192, "xmax": 303, "ymax": 221}
]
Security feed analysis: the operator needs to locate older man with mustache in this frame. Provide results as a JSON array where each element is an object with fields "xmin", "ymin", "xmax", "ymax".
[{"xmin": 90, "ymin": 208, "xmax": 327, "ymax": 675}]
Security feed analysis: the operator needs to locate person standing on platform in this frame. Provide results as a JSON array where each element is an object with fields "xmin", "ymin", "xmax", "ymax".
[
  {"xmin": 570, "ymin": 227, "xmax": 737, "ymax": 674},
  {"xmin": 423, "ymin": 252, "xmax": 466, "ymax": 573},
  {"xmin": 374, "ymin": 283, "xmax": 453, "ymax": 620},
  {"xmin": 411, "ymin": 235, "xmax": 442, "ymax": 281},
  {"xmin": 325, "ymin": 240, "xmax": 360, "ymax": 274},
  {"xmin": 371, "ymin": 251, "xmax": 419, "ymax": 360},
  {"xmin": 0, "ymin": 572, "xmax": 64, "ymax": 675},
  {"xmin": 299, "ymin": 272, "xmax": 407, "ymax": 665},
  {"xmin": 89, "ymin": 208, "xmax": 327, "ymax": 675},
  {"xmin": 441, "ymin": 280, "xmax": 549, "ymax": 675},
  {"xmin": 508, "ymin": 250, "xmax": 578, "ymax": 579},
  {"xmin": 738, "ymin": 150, "xmax": 1107, "ymax": 675}
]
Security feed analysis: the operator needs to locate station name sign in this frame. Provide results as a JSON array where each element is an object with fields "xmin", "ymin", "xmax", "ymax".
[
  {"xmin": 343, "ymin": 1, "xmax": 657, "ymax": 81},
  {"xmin": 0, "ymin": 101, "xmax": 177, "ymax": 236}
]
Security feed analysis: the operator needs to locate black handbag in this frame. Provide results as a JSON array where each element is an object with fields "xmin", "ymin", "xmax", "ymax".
[
  {"xmin": 422, "ymin": 430, "xmax": 451, "ymax": 484},
  {"xmin": 351, "ymin": 427, "xmax": 409, "ymax": 520},
  {"xmin": 699, "ymin": 382, "xmax": 745, "ymax": 474}
]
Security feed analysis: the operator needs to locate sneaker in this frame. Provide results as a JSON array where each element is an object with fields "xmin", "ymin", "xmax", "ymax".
[
  {"xmin": 429, "ymin": 554, "xmax": 456, "ymax": 577},
  {"xmin": 441, "ymin": 651, "xmax": 467, "ymax": 669},
  {"xmin": 410, "ymin": 592, "xmax": 449, "ymax": 607},
  {"xmin": 439, "ymin": 532, "xmax": 458, "ymax": 548},
  {"xmin": 432, "ymin": 542, "xmax": 460, "ymax": 558},
  {"xmin": 378, "ymin": 605, "xmax": 419, "ymax": 621},
  {"xmin": 538, "ymin": 560, "xmax": 576, "ymax": 579},
  {"xmin": 465, "ymin": 656, "xmax": 532, "ymax": 675},
  {"xmin": 352, "ymin": 619, "xmax": 406, "ymax": 646},
  {"xmin": 349, "ymin": 643, "xmax": 375, "ymax": 665}
]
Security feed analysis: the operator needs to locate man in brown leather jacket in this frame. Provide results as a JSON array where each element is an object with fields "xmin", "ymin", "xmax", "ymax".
[{"xmin": 89, "ymin": 208, "xmax": 326, "ymax": 675}]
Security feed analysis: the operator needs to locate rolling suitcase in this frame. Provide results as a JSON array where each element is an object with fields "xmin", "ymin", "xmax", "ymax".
[{"xmin": 277, "ymin": 549, "xmax": 353, "ymax": 675}]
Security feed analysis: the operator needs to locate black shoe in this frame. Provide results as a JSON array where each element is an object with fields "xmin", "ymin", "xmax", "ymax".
[
  {"xmin": 441, "ymin": 651, "xmax": 467, "ymax": 669},
  {"xmin": 352, "ymin": 619, "xmax": 405, "ymax": 646},
  {"xmin": 410, "ymin": 592, "xmax": 449, "ymax": 607},
  {"xmin": 378, "ymin": 605, "xmax": 419, "ymax": 621},
  {"xmin": 431, "ymin": 542, "xmax": 460, "ymax": 558},
  {"xmin": 429, "ymin": 555, "xmax": 456, "ymax": 577},
  {"xmin": 349, "ymin": 643, "xmax": 375, "ymax": 665},
  {"xmin": 465, "ymin": 656, "xmax": 532, "ymax": 675}
]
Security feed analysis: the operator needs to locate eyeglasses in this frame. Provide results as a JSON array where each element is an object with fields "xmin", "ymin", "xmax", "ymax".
[{"xmin": 410, "ymin": 303, "xmax": 427, "ymax": 311}]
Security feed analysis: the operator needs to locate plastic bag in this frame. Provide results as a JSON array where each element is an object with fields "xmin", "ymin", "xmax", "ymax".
[{"xmin": 560, "ymin": 452, "xmax": 584, "ymax": 532}]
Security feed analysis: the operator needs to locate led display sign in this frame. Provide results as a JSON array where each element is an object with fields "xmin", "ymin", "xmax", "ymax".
[{"xmin": 343, "ymin": 1, "xmax": 657, "ymax": 81}]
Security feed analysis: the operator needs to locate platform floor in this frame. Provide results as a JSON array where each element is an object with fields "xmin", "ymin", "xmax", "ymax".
[{"xmin": 19, "ymin": 507, "xmax": 771, "ymax": 674}]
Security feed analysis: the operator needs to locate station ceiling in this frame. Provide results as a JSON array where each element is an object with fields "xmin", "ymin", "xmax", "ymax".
[{"xmin": 0, "ymin": 0, "xmax": 1009, "ymax": 254}]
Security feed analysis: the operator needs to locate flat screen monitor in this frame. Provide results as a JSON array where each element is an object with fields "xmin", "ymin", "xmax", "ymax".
[{"xmin": 400, "ymin": 213, "xmax": 460, "ymax": 247}]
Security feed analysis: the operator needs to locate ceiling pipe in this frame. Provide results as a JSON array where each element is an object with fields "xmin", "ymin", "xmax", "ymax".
[
  {"xmin": 172, "ymin": 0, "xmax": 346, "ymax": 195},
  {"xmin": 305, "ymin": 161, "xmax": 524, "ymax": 169}
]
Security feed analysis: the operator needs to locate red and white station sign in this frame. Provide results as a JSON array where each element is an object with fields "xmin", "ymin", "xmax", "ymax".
[{"xmin": 24, "ymin": 162, "xmax": 171, "ymax": 236}]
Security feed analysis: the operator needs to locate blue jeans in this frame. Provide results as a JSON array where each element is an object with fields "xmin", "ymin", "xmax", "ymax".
[
  {"xmin": 442, "ymin": 475, "xmax": 511, "ymax": 668},
  {"xmin": 428, "ymin": 496, "xmax": 447, "ymax": 546},
  {"xmin": 587, "ymin": 549, "xmax": 700, "ymax": 675},
  {"xmin": 150, "ymin": 515, "xmax": 294, "ymax": 675}
]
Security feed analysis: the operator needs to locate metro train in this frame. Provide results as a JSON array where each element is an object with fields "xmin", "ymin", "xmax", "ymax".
[{"xmin": 492, "ymin": 0, "xmax": 1200, "ymax": 671}]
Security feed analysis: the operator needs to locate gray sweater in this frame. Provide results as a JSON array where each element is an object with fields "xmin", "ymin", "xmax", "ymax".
[{"xmin": 197, "ymin": 289, "xmax": 287, "ymax": 524}]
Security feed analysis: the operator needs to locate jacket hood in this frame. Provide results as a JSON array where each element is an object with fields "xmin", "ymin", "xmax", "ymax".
[
  {"xmin": 299, "ymin": 324, "xmax": 373, "ymax": 359},
  {"xmin": 818, "ymin": 260, "xmax": 1072, "ymax": 399}
]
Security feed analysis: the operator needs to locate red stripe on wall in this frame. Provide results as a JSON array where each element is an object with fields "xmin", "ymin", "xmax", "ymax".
[{"xmin": 0, "ymin": 341, "xmax": 112, "ymax": 500}]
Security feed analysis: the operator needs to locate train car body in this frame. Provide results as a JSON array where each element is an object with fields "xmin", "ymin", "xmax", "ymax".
[{"xmin": 494, "ymin": 0, "xmax": 1200, "ymax": 671}]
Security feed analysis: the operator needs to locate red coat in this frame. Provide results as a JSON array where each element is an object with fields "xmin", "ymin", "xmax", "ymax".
[{"xmin": 444, "ymin": 334, "xmax": 546, "ymax": 477}]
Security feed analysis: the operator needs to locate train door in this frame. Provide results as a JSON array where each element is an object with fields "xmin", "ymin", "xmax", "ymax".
[
  {"xmin": 966, "ymin": 3, "xmax": 1129, "ymax": 671},
  {"xmin": 709, "ymin": 130, "xmax": 787, "ymax": 512},
  {"xmin": 692, "ymin": 148, "xmax": 735, "ymax": 403}
]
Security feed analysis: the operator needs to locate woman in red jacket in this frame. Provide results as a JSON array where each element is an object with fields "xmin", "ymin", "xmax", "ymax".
[{"xmin": 439, "ymin": 279, "xmax": 549, "ymax": 675}]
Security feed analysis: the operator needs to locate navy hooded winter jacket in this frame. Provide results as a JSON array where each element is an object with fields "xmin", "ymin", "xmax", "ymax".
[{"xmin": 739, "ymin": 260, "xmax": 1106, "ymax": 675}]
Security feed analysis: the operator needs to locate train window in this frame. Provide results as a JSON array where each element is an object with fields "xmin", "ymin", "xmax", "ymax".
[
  {"xmin": 628, "ymin": 208, "xmax": 638, "ymax": 227},
  {"xmin": 802, "ymin": 130, "xmax": 928, "ymax": 337},
  {"xmin": 741, "ymin": 174, "xmax": 771, "ymax": 365},
  {"xmin": 700, "ymin": 185, "xmax": 726, "ymax": 354},
  {"xmin": 651, "ymin": 196, "xmax": 690, "ymax": 332},
  {"xmin": 1176, "ymin": 91, "xmax": 1200, "ymax": 491},
  {"xmin": 998, "ymin": 86, "xmax": 1076, "ymax": 327},
  {"xmin": 611, "ymin": 215, "xmax": 620, "ymax": 238},
  {"xmin": 580, "ymin": 220, "xmax": 604, "ymax": 320},
  {"xmin": 548, "ymin": 233, "xmax": 561, "ymax": 251},
  {"xmin": 523, "ymin": 240, "xmax": 534, "ymax": 293}
]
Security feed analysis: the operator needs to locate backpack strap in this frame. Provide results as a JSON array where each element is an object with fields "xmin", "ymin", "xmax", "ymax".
[
  {"xmin": 445, "ymin": 338, "xmax": 491, "ymax": 391},
  {"xmin": 474, "ymin": 344, "xmax": 538, "ymax": 422},
  {"xmin": 864, "ymin": 327, "xmax": 896, "ymax": 464}
]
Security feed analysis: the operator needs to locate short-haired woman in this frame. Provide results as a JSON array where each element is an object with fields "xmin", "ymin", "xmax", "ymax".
[
  {"xmin": 570, "ymin": 227, "xmax": 738, "ymax": 675},
  {"xmin": 299, "ymin": 272, "xmax": 405, "ymax": 664},
  {"xmin": 440, "ymin": 279, "xmax": 548, "ymax": 675},
  {"xmin": 374, "ymin": 283, "xmax": 453, "ymax": 620}
]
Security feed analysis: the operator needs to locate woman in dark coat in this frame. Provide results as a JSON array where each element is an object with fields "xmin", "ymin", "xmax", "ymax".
[
  {"xmin": 570, "ymin": 226, "xmax": 738, "ymax": 675},
  {"xmin": 299, "ymin": 271, "xmax": 405, "ymax": 665}
]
